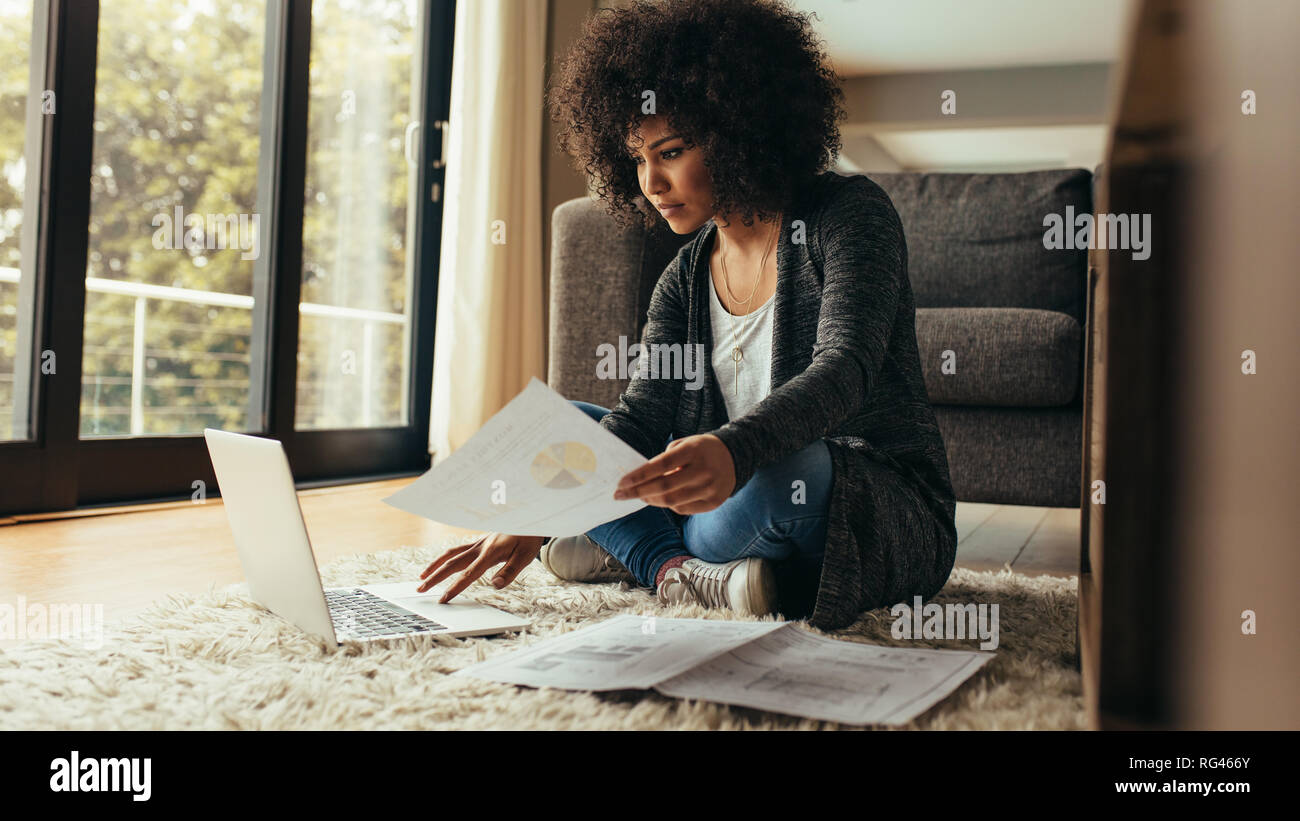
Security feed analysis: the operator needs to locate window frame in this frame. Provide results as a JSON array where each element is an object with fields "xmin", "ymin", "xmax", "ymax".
[{"xmin": 0, "ymin": 0, "xmax": 456, "ymax": 514}]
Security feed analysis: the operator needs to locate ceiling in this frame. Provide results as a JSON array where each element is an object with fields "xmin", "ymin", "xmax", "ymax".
[
  {"xmin": 792, "ymin": 0, "xmax": 1136, "ymax": 77},
  {"xmin": 863, "ymin": 124, "xmax": 1109, "ymax": 172},
  {"xmin": 785, "ymin": 0, "xmax": 1135, "ymax": 170}
]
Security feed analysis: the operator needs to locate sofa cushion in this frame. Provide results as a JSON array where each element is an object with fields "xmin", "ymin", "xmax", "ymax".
[
  {"xmin": 869, "ymin": 169, "xmax": 1092, "ymax": 323},
  {"xmin": 934, "ymin": 405, "xmax": 1082, "ymax": 507},
  {"xmin": 915, "ymin": 308, "xmax": 1081, "ymax": 407}
]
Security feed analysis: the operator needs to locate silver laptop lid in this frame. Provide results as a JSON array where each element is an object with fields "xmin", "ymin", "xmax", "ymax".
[{"xmin": 203, "ymin": 429, "xmax": 336, "ymax": 642}]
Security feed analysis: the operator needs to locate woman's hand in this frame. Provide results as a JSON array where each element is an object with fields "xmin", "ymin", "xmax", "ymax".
[
  {"xmin": 417, "ymin": 532, "xmax": 546, "ymax": 603},
  {"xmin": 612, "ymin": 433, "xmax": 736, "ymax": 514}
]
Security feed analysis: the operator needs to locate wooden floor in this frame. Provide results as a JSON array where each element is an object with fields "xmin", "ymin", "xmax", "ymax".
[
  {"xmin": 953, "ymin": 501, "xmax": 1080, "ymax": 576},
  {"xmin": 0, "ymin": 478, "xmax": 1079, "ymax": 648}
]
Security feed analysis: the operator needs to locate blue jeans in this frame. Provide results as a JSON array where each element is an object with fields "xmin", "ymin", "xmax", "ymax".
[{"xmin": 571, "ymin": 401, "xmax": 831, "ymax": 605}]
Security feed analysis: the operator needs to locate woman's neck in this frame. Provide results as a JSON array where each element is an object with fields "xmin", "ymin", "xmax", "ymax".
[{"xmin": 713, "ymin": 211, "xmax": 783, "ymax": 259}]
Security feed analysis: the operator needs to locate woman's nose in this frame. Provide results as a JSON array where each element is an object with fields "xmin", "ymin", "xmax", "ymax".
[{"xmin": 645, "ymin": 171, "xmax": 669, "ymax": 198}]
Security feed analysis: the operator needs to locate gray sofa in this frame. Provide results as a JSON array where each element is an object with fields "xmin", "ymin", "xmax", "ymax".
[{"xmin": 548, "ymin": 168, "xmax": 1094, "ymax": 508}]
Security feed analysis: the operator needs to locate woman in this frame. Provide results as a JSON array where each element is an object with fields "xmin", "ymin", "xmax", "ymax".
[{"xmin": 418, "ymin": 0, "xmax": 957, "ymax": 631}]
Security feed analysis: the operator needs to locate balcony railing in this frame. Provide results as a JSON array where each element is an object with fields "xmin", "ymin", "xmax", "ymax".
[{"xmin": 0, "ymin": 267, "xmax": 407, "ymax": 434}]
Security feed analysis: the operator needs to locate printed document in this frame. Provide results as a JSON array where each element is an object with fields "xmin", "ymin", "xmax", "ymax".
[
  {"xmin": 382, "ymin": 377, "xmax": 649, "ymax": 536},
  {"xmin": 452, "ymin": 614, "xmax": 995, "ymax": 726}
]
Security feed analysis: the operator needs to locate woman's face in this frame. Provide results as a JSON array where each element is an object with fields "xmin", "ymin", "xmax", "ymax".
[{"xmin": 627, "ymin": 114, "xmax": 713, "ymax": 234}]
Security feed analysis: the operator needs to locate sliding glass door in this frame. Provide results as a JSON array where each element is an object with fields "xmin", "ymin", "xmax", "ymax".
[{"xmin": 0, "ymin": 0, "xmax": 454, "ymax": 514}]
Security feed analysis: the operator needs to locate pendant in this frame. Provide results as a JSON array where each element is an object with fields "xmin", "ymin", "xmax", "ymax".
[{"xmin": 731, "ymin": 347, "xmax": 743, "ymax": 363}]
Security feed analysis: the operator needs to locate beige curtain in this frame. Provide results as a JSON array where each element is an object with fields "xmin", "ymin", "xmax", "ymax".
[{"xmin": 429, "ymin": 0, "xmax": 548, "ymax": 463}]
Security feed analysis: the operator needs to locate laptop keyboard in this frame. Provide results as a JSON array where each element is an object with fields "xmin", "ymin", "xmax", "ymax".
[{"xmin": 325, "ymin": 588, "xmax": 449, "ymax": 639}]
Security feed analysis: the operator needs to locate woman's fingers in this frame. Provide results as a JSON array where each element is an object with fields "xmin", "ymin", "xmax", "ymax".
[
  {"xmin": 643, "ymin": 474, "xmax": 712, "ymax": 509},
  {"xmin": 422, "ymin": 535, "xmax": 541, "ymax": 601},
  {"xmin": 417, "ymin": 544, "xmax": 482, "ymax": 593},
  {"xmin": 622, "ymin": 464, "xmax": 696, "ymax": 504},
  {"xmin": 438, "ymin": 549, "xmax": 502, "ymax": 603},
  {"xmin": 615, "ymin": 445, "xmax": 692, "ymax": 498},
  {"xmin": 491, "ymin": 550, "xmax": 534, "ymax": 589},
  {"xmin": 419, "ymin": 538, "xmax": 481, "ymax": 580},
  {"xmin": 667, "ymin": 495, "xmax": 714, "ymax": 515},
  {"xmin": 670, "ymin": 496, "xmax": 721, "ymax": 515}
]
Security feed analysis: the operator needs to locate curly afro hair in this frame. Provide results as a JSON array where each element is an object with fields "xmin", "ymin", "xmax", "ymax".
[{"xmin": 546, "ymin": 0, "xmax": 846, "ymax": 231}]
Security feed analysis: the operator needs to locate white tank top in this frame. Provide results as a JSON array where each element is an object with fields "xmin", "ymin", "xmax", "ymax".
[{"xmin": 708, "ymin": 269, "xmax": 775, "ymax": 420}]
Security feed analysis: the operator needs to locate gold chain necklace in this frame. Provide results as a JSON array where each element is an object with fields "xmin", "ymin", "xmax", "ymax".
[{"xmin": 718, "ymin": 215, "xmax": 780, "ymax": 397}]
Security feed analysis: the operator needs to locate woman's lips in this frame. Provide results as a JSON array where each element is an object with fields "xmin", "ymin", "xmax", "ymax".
[{"xmin": 658, "ymin": 203, "xmax": 684, "ymax": 217}]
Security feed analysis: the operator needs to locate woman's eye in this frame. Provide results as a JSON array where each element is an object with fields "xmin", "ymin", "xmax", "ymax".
[{"xmin": 631, "ymin": 147, "xmax": 681, "ymax": 166}]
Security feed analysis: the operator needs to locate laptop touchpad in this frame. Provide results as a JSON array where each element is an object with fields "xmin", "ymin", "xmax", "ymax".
[{"xmin": 362, "ymin": 581, "xmax": 496, "ymax": 614}]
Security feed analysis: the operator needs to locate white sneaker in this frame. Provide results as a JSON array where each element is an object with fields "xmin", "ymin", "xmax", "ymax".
[
  {"xmin": 656, "ymin": 557, "xmax": 779, "ymax": 617},
  {"xmin": 538, "ymin": 533, "xmax": 637, "ymax": 584}
]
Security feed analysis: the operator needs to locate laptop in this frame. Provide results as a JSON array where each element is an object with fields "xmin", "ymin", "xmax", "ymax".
[{"xmin": 203, "ymin": 428, "xmax": 531, "ymax": 643}]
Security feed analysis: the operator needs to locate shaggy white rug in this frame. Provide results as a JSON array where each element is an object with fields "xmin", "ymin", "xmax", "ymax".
[{"xmin": 0, "ymin": 535, "xmax": 1084, "ymax": 730}]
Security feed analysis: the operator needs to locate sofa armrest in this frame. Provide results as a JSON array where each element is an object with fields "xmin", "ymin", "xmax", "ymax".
[{"xmin": 548, "ymin": 198, "xmax": 653, "ymax": 408}]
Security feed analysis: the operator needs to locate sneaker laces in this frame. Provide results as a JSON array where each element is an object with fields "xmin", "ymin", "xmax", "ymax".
[
  {"xmin": 600, "ymin": 551, "xmax": 626, "ymax": 573},
  {"xmin": 659, "ymin": 560, "xmax": 733, "ymax": 608}
]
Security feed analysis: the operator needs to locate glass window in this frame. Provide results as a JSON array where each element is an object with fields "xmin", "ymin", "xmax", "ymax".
[
  {"xmin": 81, "ymin": 0, "xmax": 268, "ymax": 437},
  {"xmin": 296, "ymin": 0, "xmax": 419, "ymax": 430},
  {"xmin": 0, "ymin": 0, "xmax": 34, "ymax": 442}
]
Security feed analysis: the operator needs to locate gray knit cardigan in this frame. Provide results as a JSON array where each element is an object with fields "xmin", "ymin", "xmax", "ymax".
[{"xmin": 599, "ymin": 171, "xmax": 958, "ymax": 631}]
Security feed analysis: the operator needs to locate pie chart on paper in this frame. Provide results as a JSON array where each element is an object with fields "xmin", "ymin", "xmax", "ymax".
[{"xmin": 530, "ymin": 441, "xmax": 598, "ymax": 489}]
